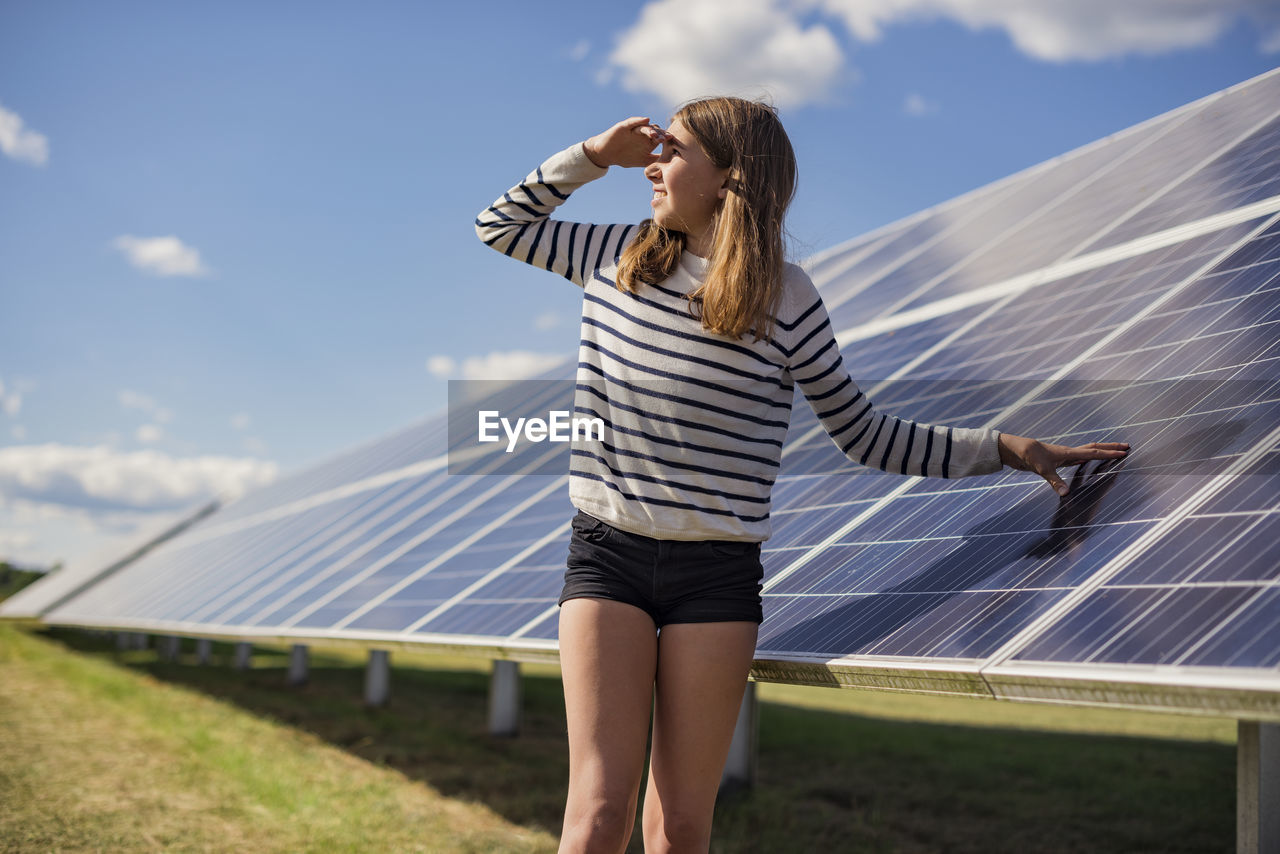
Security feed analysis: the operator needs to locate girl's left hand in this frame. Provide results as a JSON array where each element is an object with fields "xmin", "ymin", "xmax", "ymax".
[{"xmin": 998, "ymin": 433, "xmax": 1130, "ymax": 496}]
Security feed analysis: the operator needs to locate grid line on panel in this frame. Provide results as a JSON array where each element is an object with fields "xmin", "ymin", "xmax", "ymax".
[
  {"xmin": 338, "ymin": 473, "xmax": 567, "ymax": 630},
  {"xmin": 979, "ymin": 421, "xmax": 1280, "ymax": 668},
  {"xmin": 403, "ymin": 515, "xmax": 572, "ymax": 633},
  {"xmin": 240, "ymin": 465, "xmax": 502, "ymax": 627},
  {"xmin": 830, "ymin": 195, "xmax": 1280, "ymax": 353},
  {"xmin": 189, "ymin": 476, "xmax": 444, "ymax": 626},
  {"xmin": 176, "ymin": 453, "xmax": 450, "ymax": 547},
  {"xmin": 1082, "ymin": 110, "xmax": 1280, "ymax": 255},
  {"xmin": 810, "ymin": 69, "xmax": 1279, "ymax": 315},
  {"xmin": 135, "ymin": 492, "xmax": 374, "ymax": 624},
  {"xmin": 284, "ymin": 445, "xmax": 564, "ymax": 630},
  {"xmin": 867, "ymin": 104, "xmax": 1205, "ymax": 323},
  {"xmin": 766, "ymin": 212, "xmax": 1279, "ymax": 601}
]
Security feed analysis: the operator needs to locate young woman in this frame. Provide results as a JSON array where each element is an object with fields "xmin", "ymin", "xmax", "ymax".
[{"xmin": 476, "ymin": 98, "xmax": 1127, "ymax": 853}]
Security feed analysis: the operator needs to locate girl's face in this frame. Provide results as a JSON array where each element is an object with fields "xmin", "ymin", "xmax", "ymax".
[{"xmin": 644, "ymin": 118, "xmax": 730, "ymax": 253}]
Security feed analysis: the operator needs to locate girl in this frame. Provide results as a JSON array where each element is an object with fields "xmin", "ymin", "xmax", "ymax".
[{"xmin": 476, "ymin": 98, "xmax": 1127, "ymax": 853}]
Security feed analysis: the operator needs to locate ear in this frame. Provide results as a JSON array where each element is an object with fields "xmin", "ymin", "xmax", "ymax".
[{"xmin": 717, "ymin": 168, "xmax": 738, "ymax": 199}]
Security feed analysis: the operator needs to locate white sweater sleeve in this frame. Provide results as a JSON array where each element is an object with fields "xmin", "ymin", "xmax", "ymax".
[
  {"xmin": 474, "ymin": 142, "xmax": 638, "ymax": 287},
  {"xmin": 780, "ymin": 267, "xmax": 1003, "ymax": 478}
]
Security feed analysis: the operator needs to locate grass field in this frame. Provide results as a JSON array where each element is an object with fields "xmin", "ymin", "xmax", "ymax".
[{"xmin": 0, "ymin": 623, "xmax": 1237, "ymax": 853}]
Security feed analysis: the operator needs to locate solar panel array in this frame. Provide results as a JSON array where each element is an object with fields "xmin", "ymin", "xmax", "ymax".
[{"xmin": 7, "ymin": 68, "xmax": 1279, "ymax": 718}]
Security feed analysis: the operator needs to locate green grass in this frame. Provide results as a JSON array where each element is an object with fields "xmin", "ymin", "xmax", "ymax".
[{"xmin": 0, "ymin": 624, "xmax": 1237, "ymax": 853}]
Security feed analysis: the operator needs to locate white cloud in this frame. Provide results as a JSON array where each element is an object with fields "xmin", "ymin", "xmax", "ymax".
[
  {"xmin": 903, "ymin": 92, "xmax": 939, "ymax": 116},
  {"xmin": 426, "ymin": 355, "xmax": 457, "ymax": 379},
  {"xmin": 818, "ymin": 0, "xmax": 1280, "ymax": 62},
  {"xmin": 0, "ymin": 528, "xmax": 35, "ymax": 553},
  {"xmin": 0, "ymin": 102, "xmax": 49, "ymax": 166},
  {"xmin": 428, "ymin": 351, "xmax": 567, "ymax": 381},
  {"xmin": 533, "ymin": 311, "xmax": 561, "ymax": 331},
  {"xmin": 0, "ymin": 443, "xmax": 278, "ymax": 513},
  {"xmin": 0, "ymin": 497, "xmax": 192, "ymax": 570},
  {"xmin": 112, "ymin": 235, "xmax": 210, "ymax": 277},
  {"xmin": 1, "ymin": 389, "xmax": 20, "ymax": 417},
  {"xmin": 230, "ymin": 412, "xmax": 251, "ymax": 430},
  {"xmin": 569, "ymin": 39, "xmax": 591, "ymax": 61},
  {"xmin": 135, "ymin": 424, "xmax": 163, "ymax": 444},
  {"xmin": 609, "ymin": 0, "xmax": 845, "ymax": 108},
  {"xmin": 118, "ymin": 388, "xmax": 174, "ymax": 424}
]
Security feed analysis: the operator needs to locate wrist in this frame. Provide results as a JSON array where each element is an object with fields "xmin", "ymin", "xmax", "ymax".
[
  {"xmin": 582, "ymin": 139, "xmax": 608, "ymax": 169},
  {"xmin": 998, "ymin": 433, "xmax": 1022, "ymax": 469}
]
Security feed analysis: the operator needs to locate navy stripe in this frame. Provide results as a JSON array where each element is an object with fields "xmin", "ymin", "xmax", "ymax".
[
  {"xmin": 535, "ymin": 167, "xmax": 570, "ymax": 200},
  {"xmin": 547, "ymin": 221, "xmax": 561, "ymax": 275},
  {"xmin": 581, "ymin": 312, "xmax": 790, "ymax": 389},
  {"xmin": 814, "ymin": 387, "xmax": 862, "ymax": 421},
  {"xmin": 612, "ymin": 225, "xmax": 632, "ymax": 264},
  {"xmin": 574, "ymin": 383, "xmax": 785, "ymax": 449},
  {"xmin": 877, "ymin": 418, "xmax": 902, "ymax": 471},
  {"xmin": 858, "ymin": 415, "xmax": 888, "ymax": 466},
  {"xmin": 565, "ymin": 223, "xmax": 579, "ymax": 282},
  {"xmin": 567, "ymin": 465, "xmax": 772, "ymax": 522},
  {"xmin": 518, "ymin": 181, "xmax": 546, "ymax": 207},
  {"xmin": 578, "ymin": 224, "xmax": 596, "ymax": 281},
  {"xmin": 834, "ymin": 400, "xmax": 876, "ymax": 447},
  {"xmin": 502, "ymin": 191, "xmax": 540, "ymax": 219},
  {"xmin": 573, "ymin": 404, "xmax": 780, "ymax": 468},
  {"xmin": 592, "ymin": 224, "xmax": 617, "ymax": 276},
  {"xmin": 502, "ymin": 223, "xmax": 530, "ymax": 258},
  {"xmin": 525, "ymin": 218, "xmax": 548, "ymax": 266},
  {"xmin": 921, "ymin": 427, "xmax": 935, "ymax": 477},
  {"xmin": 587, "ymin": 288, "xmax": 785, "ymax": 371},
  {"xmin": 942, "ymin": 428, "xmax": 953, "ymax": 479},
  {"xmin": 575, "ymin": 362, "xmax": 791, "ymax": 430},
  {"xmin": 791, "ymin": 343, "xmax": 842, "ymax": 380},
  {"xmin": 575, "ymin": 437, "xmax": 777, "ymax": 486},
  {"xmin": 581, "ymin": 338, "xmax": 790, "ymax": 410},
  {"xmin": 839, "ymin": 403, "xmax": 878, "ymax": 455},
  {"xmin": 899, "ymin": 422, "xmax": 917, "ymax": 475},
  {"xmin": 571, "ymin": 448, "xmax": 774, "ymax": 499}
]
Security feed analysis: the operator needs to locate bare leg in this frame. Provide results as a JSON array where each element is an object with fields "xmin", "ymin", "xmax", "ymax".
[
  {"xmin": 641, "ymin": 621, "xmax": 758, "ymax": 853},
  {"xmin": 558, "ymin": 598, "xmax": 659, "ymax": 854}
]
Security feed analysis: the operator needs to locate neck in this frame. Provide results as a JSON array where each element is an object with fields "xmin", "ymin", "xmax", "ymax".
[{"xmin": 684, "ymin": 227, "xmax": 712, "ymax": 258}]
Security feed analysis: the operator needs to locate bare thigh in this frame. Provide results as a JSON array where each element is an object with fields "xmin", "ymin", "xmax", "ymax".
[
  {"xmin": 642, "ymin": 621, "xmax": 758, "ymax": 853},
  {"xmin": 558, "ymin": 597, "xmax": 659, "ymax": 853}
]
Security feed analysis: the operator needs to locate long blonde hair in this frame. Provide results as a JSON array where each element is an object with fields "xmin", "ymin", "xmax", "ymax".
[{"xmin": 616, "ymin": 97, "xmax": 797, "ymax": 342}]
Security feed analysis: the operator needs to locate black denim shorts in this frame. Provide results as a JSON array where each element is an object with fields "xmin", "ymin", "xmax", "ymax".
[{"xmin": 559, "ymin": 510, "xmax": 765, "ymax": 627}]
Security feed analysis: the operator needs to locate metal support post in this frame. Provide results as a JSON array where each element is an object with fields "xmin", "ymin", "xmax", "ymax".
[
  {"xmin": 287, "ymin": 644, "xmax": 309, "ymax": 686},
  {"xmin": 159, "ymin": 635, "xmax": 181, "ymax": 661},
  {"xmin": 233, "ymin": 641, "xmax": 252, "ymax": 670},
  {"xmin": 196, "ymin": 638, "xmax": 212, "ymax": 664},
  {"xmin": 365, "ymin": 649, "xmax": 390, "ymax": 707},
  {"xmin": 116, "ymin": 632, "xmax": 131, "ymax": 651},
  {"xmin": 719, "ymin": 680, "xmax": 758, "ymax": 796},
  {"xmin": 489, "ymin": 660, "xmax": 521, "ymax": 736},
  {"xmin": 1238, "ymin": 720, "xmax": 1280, "ymax": 854}
]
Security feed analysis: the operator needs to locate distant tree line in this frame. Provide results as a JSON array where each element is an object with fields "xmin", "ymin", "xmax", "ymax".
[{"xmin": 0, "ymin": 560, "xmax": 55, "ymax": 602}]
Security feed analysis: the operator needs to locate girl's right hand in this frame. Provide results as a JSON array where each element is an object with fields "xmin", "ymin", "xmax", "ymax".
[{"xmin": 583, "ymin": 117, "xmax": 668, "ymax": 169}]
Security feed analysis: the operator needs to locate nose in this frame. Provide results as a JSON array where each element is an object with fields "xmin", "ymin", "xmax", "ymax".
[{"xmin": 644, "ymin": 159, "xmax": 662, "ymax": 182}]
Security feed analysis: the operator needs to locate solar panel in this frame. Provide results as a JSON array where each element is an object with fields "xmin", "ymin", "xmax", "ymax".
[{"xmin": 8, "ymin": 67, "xmax": 1280, "ymax": 719}]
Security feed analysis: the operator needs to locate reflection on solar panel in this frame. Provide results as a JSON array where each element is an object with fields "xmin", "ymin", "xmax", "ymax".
[{"xmin": 6, "ymin": 68, "xmax": 1280, "ymax": 722}]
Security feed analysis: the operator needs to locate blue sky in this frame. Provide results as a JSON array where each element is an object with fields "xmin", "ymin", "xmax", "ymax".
[{"xmin": 2, "ymin": 0, "xmax": 1278, "ymax": 569}]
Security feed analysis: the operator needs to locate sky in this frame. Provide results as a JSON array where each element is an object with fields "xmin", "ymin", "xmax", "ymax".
[{"xmin": 2, "ymin": 0, "xmax": 1278, "ymax": 571}]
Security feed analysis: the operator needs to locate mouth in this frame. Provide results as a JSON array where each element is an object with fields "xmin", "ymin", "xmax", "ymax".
[{"xmin": 651, "ymin": 189, "xmax": 666, "ymax": 207}]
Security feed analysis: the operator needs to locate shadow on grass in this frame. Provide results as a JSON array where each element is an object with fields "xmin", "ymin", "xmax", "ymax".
[{"xmin": 39, "ymin": 628, "xmax": 1236, "ymax": 854}]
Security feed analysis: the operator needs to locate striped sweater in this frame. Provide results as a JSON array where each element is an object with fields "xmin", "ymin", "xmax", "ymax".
[{"xmin": 475, "ymin": 142, "xmax": 1003, "ymax": 542}]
